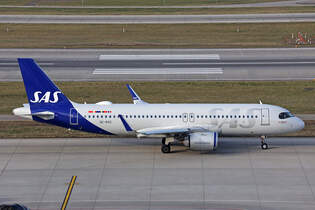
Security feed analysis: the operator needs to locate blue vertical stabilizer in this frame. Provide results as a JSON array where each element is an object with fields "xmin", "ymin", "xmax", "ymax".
[{"xmin": 18, "ymin": 58, "xmax": 72, "ymax": 114}]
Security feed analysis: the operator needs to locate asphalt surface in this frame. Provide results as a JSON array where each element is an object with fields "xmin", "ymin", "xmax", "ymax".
[
  {"xmin": 0, "ymin": 0, "xmax": 314, "ymax": 8},
  {"xmin": 0, "ymin": 137, "xmax": 314, "ymax": 210},
  {"xmin": 1, "ymin": 13, "xmax": 315, "ymax": 24},
  {"xmin": 1, "ymin": 48, "xmax": 315, "ymax": 81}
]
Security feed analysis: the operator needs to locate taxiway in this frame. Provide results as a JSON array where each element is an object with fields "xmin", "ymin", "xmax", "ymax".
[
  {"xmin": 0, "ymin": 137, "xmax": 314, "ymax": 209},
  {"xmin": 1, "ymin": 13, "xmax": 315, "ymax": 24}
]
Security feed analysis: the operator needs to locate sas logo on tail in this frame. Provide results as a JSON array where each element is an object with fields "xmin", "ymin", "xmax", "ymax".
[{"xmin": 30, "ymin": 91, "xmax": 62, "ymax": 103}]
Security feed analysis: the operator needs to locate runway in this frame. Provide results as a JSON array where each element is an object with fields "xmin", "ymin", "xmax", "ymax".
[
  {"xmin": 1, "ymin": 0, "xmax": 314, "ymax": 8},
  {"xmin": 1, "ymin": 13, "xmax": 315, "ymax": 24},
  {"xmin": 1, "ymin": 48, "xmax": 315, "ymax": 81},
  {"xmin": 0, "ymin": 137, "xmax": 314, "ymax": 209}
]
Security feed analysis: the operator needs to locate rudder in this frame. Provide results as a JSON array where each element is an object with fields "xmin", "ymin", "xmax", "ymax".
[{"xmin": 18, "ymin": 58, "xmax": 72, "ymax": 113}]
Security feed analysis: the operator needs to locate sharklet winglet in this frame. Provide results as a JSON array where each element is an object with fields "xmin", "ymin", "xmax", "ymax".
[{"xmin": 126, "ymin": 84, "xmax": 147, "ymax": 104}]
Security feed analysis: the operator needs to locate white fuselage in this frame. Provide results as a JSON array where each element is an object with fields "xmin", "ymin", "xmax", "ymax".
[{"xmin": 72, "ymin": 103, "xmax": 304, "ymax": 136}]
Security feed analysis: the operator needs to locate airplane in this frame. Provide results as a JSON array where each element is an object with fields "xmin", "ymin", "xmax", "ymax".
[{"xmin": 13, "ymin": 58, "xmax": 305, "ymax": 153}]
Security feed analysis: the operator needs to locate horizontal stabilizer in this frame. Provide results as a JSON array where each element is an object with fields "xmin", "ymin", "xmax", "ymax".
[{"xmin": 32, "ymin": 111, "xmax": 55, "ymax": 120}]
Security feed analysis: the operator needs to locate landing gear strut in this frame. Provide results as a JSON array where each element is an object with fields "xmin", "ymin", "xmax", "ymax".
[
  {"xmin": 161, "ymin": 137, "xmax": 173, "ymax": 153},
  {"xmin": 260, "ymin": 136, "xmax": 268, "ymax": 150}
]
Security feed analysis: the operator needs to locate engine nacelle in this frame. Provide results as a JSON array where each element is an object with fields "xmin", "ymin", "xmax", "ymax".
[{"xmin": 184, "ymin": 132, "xmax": 219, "ymax": 151}]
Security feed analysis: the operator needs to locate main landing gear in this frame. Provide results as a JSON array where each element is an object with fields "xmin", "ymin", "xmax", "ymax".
[
  {"xmin": 260, "ymin": 135, "xmax": 268, "ymax": 150},
  {"xmin": 161, "ymin": 137, "xmax": 173, "ymax": 153}
]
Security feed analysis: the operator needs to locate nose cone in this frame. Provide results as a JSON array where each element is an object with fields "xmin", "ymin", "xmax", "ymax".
[{"xmin": 295, "ymin": 117, "xmax": 305, "ymax": 131}]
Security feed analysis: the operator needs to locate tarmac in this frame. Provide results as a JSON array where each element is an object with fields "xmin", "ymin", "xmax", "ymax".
[
  {"xmin": 1, "ymin": 48, "xmax": 315, "ymax": 81},
  {"xmin": 1, "ymin": 0, "xmax": 314, "ymax": 8},
  {"xmin": 0, "ymin": 137, "xmax": 315, "ymax": 210},
  {"xmin": 1, "ymin": 13, "xmax": 315, "ymax": 24}
]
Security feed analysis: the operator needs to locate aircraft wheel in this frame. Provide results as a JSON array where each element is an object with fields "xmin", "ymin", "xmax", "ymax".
[
  {"xmin": 261, "ymin": 143, "xmax": 268, "ymax": 150},
  {"xmin": 161, "ymin": 144, "xmax": 171, "ymax": 153}
]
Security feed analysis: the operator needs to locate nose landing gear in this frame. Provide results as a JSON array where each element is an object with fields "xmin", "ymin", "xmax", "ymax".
[{"xmin": 260, "ymin": 136, "xmax": 268, "ymax": 150}]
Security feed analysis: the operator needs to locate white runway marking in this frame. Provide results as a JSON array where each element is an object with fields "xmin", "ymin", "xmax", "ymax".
[
  {"xmin": 99, "ymin": 54, "xmax": 220, "ymax": 60},
  {"xmin": 163, "ymin": 61, "xmax": 315, "ymax": 65},
  {"xmin": 93, "ymin": 68, "xmax": 223, "ymax": 75}
]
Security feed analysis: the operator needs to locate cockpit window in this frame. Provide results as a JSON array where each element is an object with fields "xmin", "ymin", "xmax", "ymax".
[{"xmin": 279, "ymin": 112, "xmax": 294, "ymax": 119}]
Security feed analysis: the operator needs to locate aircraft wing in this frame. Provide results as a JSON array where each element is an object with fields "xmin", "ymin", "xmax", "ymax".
[
  {"xmin": 136, "ymin": 125, "xmax": 210, "ymax": 137},
  {"xmin": 118, "ymin": 114, "xmax": 216, "ymax": 137}
]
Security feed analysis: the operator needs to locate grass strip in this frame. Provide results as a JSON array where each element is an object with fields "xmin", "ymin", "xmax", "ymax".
[
  {"xmin": 1, "ymin": 23, "xmax": 315, "ymax": 49},
  {"xmin": 2, "ymin": 81, "xmax": 315, "ymax": 115},
  {"xmin": 1, "ymin": 6, "xmax": 315, "ymax": 15}
]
